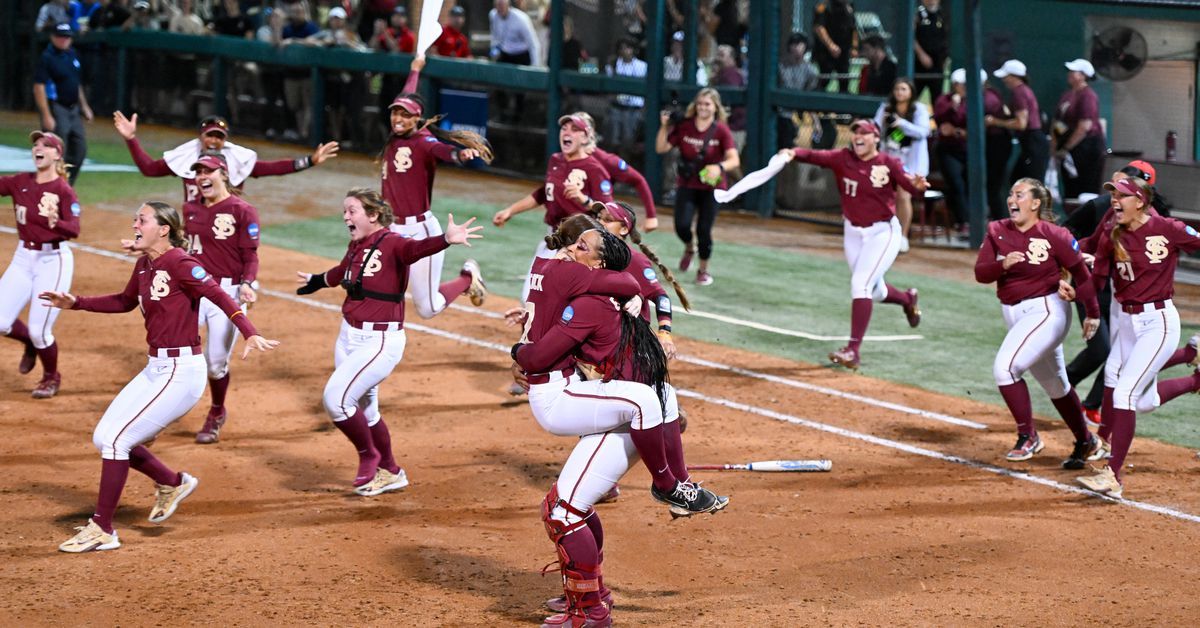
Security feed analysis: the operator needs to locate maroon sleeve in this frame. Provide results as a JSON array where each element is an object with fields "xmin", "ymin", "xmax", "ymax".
[
  {"xmin": 715, "ymin": 123, "xmax": 735, "ymax": 155},
  {"xmin": 249, "ymin": 158, "xmax": 300, "ymax": 177},
  {"xmin": 74, "ymin": 266, "xmax": 140, "ymax": 313},
  {"xmin": 974, "ymin": 229, "xmax": 1004, "ymax": 284},
  {"xmin": 124, "ymin": 138, "xmax": 174, "ymax": 177},
  {"xmin": 394, "ymin": 232, "xmax": 451, "ymax": 265},
  {"xmin": 1077, "ymin": 89, "xmax": 1099, "ymax": 122},
  {"xmin": 576, "ymin": 267, "xmax": 639, "ymax": 299},
  {"xmin": 402, "ymin": 68, "xmax": 420, "ymax": 94},
  {"xmin": 52, "ymin": 187, "xmax": 81, "ymax": 239},
  {"xmin": 587, "ymin": 164, "xmax": 614, "ymax": 203},
  {"xmin": 595, "ymin": 151, "xmax": 657, "ymax": 218},
  {"xmin": 791, "ymin": 148, "xmax": 841, "ymax": 169},
  {"xmin": 238, "ymin": 203, "xmax": 260, "ymax": 282},
  {"xmin": 514, "ymin": 323, "xmax": 581, "ymax": 373},
  {"xmin": 321, "ymin": 250, "xmax": 353, "ymax": 288},
  {"xmin": 890, "ymin": 157, "xmax": 921, "ymax": 196},
  {"xmin": 532, "ymin": 185, "xmax": 547, "ymax": 206},
  {"xmin": 932, "ymin": 94, "xmax": 952, "ymax": 121},
  {"xmin": 0, "ymin": 174, "xmax": 15, "ymax": 196},
  {"xmin": 176, "ymin": 258, "xmax": 259, "ymax": 338},
  {"xmin": 428, "ymin": 139, "xmax": 458, "ymax": 163},
  {"xmin": 666, "ymin": 125, "xmax": 683, "ymax": 147},
  {"xmin": 1167, "ymin": 218, "xmax": 1200, "ymax": 254}
]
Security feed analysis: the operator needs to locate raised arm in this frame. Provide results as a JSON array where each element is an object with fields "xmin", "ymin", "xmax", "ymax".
[
  {"xmin": 974, "ymin": 233, "xmax": 1005, "ymax": 284},
  {"xmin": 56, "ymin": 268, "xmax": 140, "ymax": 313}
]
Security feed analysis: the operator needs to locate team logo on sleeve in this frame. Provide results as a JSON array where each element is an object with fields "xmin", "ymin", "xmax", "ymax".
[
  {"xmin": 1071, "ymin": 238, "xmax": 1079, "ymax": 251},
  {"xmin": 617, "ymin": 159, "xmax": 628, "ymax": 171},
  {"xmin": 1187, "ymin": 226, "xmax": 1199, "ymax": 238},
  {"xmin": 191, "ymin": 265, "xmax": 209, "ymax": 280},
  {"xmin": 70, "ymin": 202, "xmax": 81, "ymax": 216},
  {"xmin": 561, "ymin": 306, "xmax": 575, "ymax": 323},
  {"xmin": 247, "ymin": 223, "xmax": 260, "ymax": 239},
  {"xmin": 643, "ymin": 267, "xmax": 658, "ymax": 283},
  {"xmin": 1025, "ymin": 238, "xmax": 1051, "ymax": 265},
  {"xmin": 869, "ymin": 165, "xmax": 890, "ymax": 188},
  {"xmin": 150, "ymin": 270, "xmax": 172, "ymax": 300},
  {"xmin": 600, "ymin": 180, "xmax": 612, "ymax": 195},
  {"xmin": 1145, "ymin": 235, "xmax": 1169, "ymax": 264},
  {"xmin": 656, "ymin": 294, "xmax": 672, "ymax": 314},
  {"xmin": 212, "ymin": 213, "xmax": 236, "ymax": 240}
]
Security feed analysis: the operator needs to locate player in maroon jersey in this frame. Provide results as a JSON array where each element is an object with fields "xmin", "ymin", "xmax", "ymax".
[
  {"xmin": 113, "ymin": 112, "xmax": 339, "ymax": 204},
  {"xmin": 380, "ymin": 55, "xmax": 493, "ymax": 319},
  {"xmin": 1076, "ymin": 177, "xmax": 1200, "ymax": 497},
  {"xmin": 780, "ymin": 119, "xmax": 927, "ymax": 370},
  {"xmin": 41, "ymin": 201, "xmax": 277, "ymax": 552},
  {"xmin": 975, "ymin": 178, "xmax": 1103, "ymax": 468},
  {"xmin": 0, "ymin": 131, "xmax": 80, "ymax": 399},
  {"xmin": 554, "ymin": 112, "xmax": 659, "ymax": 231},
  {"xmin": 295, "ymin": 188, "xmax": 483, "ymax": 495}
]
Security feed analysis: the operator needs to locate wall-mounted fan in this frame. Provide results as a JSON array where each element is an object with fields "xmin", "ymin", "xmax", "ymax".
[{"xmin": 1091, "ymin": 26, "xmax": 1148, "ymax": 81}]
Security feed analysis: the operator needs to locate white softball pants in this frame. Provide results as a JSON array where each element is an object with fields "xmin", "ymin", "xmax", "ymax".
[
  {"xmin": 1105, "ymin": 301, "xmax": 1179, "ymax": 412},
  {"xmin": 197, "ymin": 280, "xmax": 247, "ymax": 379},
  {"xmin": 519, "ymin": 227, "xmax": 557, "ymax": 303},
  {"xmin": 323, "ymin": 320, "xmax": 406, "ymax": 425},
  {"xmin": 390, "ymin": 212, "xmax": 449, "ymax": 319},
  {"xmin": 843, "ymin": 217, "xmax": 900, "ymax": 301},
  {"xmin": 0, "ymin": 243, "xmax": 74, "ymax": 348},
  {"xmin": 92, "ymin": 352, "xmax": 206, "ymax": 460},
  {"xmin": 529, "ymin": 373, "xmax": 671, "ymax": 437},
  {"xmin": 993, "ymin": 294, "xmax": 1072, "ymax": 397}
]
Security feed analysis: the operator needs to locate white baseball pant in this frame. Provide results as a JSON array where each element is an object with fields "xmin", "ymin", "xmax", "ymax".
[
  {"xmin": 0, "ymin": 243, "xmax": 74, "ymax": 348},
  {"xmin": 843, "ymin": 217, "xmax": 900, "ymax": 301},
  {"xmin": 197, "ymin": 280, "xmax": 247, "ymax": 379},
  {"xmin": 993, "ymin": 294, "xmax": 1072, "ymax": 397},
  {"xmin": 529, "ymin": 372, "xmax": 666, "ymax": 437},
  {"xmin": 519, "ymin": 227, "xmax": 557, "ymax": 303},
  {"xmin": 323, "ymin": 320, "xmax": 406, "ymax": 425},
  {"xmin": 390, "ymin": 212, "xmax": 450, "ymax": 319},
  {"xmin": 92, "ymin": 352, "xmax": 206, "ymax": 460},
  {"xmin": 1105, "ymin": 301, "xmax": 1180, "ymax": 412},
  {"xmin": 551, "ymin": 428, "xmax": 640, "ymax": 526}
]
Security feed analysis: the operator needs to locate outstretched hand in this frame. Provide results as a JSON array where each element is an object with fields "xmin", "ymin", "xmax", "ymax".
[
  {"xmin": 38, "ymin": 290, "xmax": 76, "ymax": 309},
  {"xmin": 241, "ymin": 335, "xmax": 280, "ymax": 359},
  {"xmin": 312, "ymin": 142, "xmax": 339, "ymax": 165},
  {"xmin": 113, "ymin": 111, "xmax": 137, "ymax": 139},
  {"xmin": 444, "ymin": 214, "xmax": 483, "ymax": 246}
]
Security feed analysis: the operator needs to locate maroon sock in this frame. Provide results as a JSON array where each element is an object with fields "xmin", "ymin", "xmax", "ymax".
[
  {"xmin": 1107, "ymin": 407, "xmax": 1137, "ymax": 481},
  {"xmin": 1163, "ymin": 345, "xmax": 1197, "ymax": 369},
  {"xmin": 1098, "ymin": 387, "xmax": 1115, "ymax": 441},
  {"xmin": 333, "ymin": 408, "xmax": 380, "ymax": 486},
  {"xmin": 6, "ymin": 319, "xmax": 32, "ymax": 344},
  {"xmin": 584, "ymin": 511, "xmax": 604, "ymax": 554},
  {"xmin": 209, "ymin": 373, "xmax": 230, "ymax": 409},
  {"xmin": 36, "ymin": 342, "xmax": 58, "ymax": 376},
  {"xmin": 630, "ymin": 424, "xmax": 676, "ymax": 492},
  {"xmin": 437, "ymin": 274, "xmax": 472, "ymax": 304},
  {"xmin": 368, "ymin": 418, "xmax": 401, "ymax": 474},
  {"xmin": 92, "ymin": 458, "xmax": 130, "ymax": 534},
  {"xmin": 882, "ymin": 284, "xmax": 911, "ymax": 306},
  {"xmin": 557, "ymin": 521, "xmax": 601, "ymax": 607},
  {"xmin": 129, "ymin": 445, "xmax": 180, "ymax": 486},
  {"xmin": 662, "ymin": 419, "xmax": 689, "ymax": 482},
  {"xmin": 1157, "ymin": 370, "xmax": 1200, "ymax": 405},
  {"xmin": 1050, "ymin": 390, "xmax": 1090, "ymax": 442},
  {"xmin": 848, "ymin": 298, "xmax": 873, "ymax": 352},
  {"xmin": 998, "ymin": 381, "xmax": 1036, "ymax": 436}
]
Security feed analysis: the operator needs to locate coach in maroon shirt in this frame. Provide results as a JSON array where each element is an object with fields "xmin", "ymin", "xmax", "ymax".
[{"xmin": 1053, "ymin": 58, "xmax": 1107, "ymax": 199}]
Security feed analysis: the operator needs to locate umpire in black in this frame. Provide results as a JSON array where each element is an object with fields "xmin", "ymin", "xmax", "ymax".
[{"xmin": 33, "ymin": 23, "xmax": 93, "ymax": 185}]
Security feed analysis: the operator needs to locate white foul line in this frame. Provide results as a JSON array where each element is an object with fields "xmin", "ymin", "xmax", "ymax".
[
  {"xmin": 676, "ymin": 307, "xmax": 924, "ymax": 342},
  {"xmin": 24, "ymin": 229, "xmax": 1200, "ymax": 525}
]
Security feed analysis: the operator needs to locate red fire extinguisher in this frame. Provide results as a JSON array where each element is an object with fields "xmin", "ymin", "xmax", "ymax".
[{"xmin": 1166, "ymin": 130, "xmax": 1178, "ymax": 161}]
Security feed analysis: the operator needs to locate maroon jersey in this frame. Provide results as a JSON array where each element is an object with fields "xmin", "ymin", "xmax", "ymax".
[
  {"xmin": 1008, "ymin": 82, "xmax": 1042, "ymax": 132},
  {"xmin": 975, "ymin": 219, "xmax": 1098, "ymax": 316},
  {"xmin": 627, "ymin": 247, "xmax": 667, "ymax": 322},
  {"xmin": 517, "ymin": 257, "xmax": 639, "ymax": 376},
  {"xmin": 591, "ymin": 148, "xmax": 656, "ymax": 218},
  {"xmin": 0, "ymin": 172, "xmax": 80, "ymax": 244},
  {"xmin": 932, "ymin": 93, "xmax": 966, "ymax": 153},
  {"xmin": 792, "ymin": 148, "xmax": 920, "ymax": 227},
  {"xmin": 123, "ymin": 137, "xmax": 300, "ymax": 204},
  {"xmin": 319, "ymin": 229, "xmax": 449, "ymax": 327},
  {"xmin": 73, "ymin": 248, "xmax": 256, "ymax": 350},
  {"xmin": 667, "ymin": 118, "xmax": 736, "ymax": 190},
  {"xmin": 558, "ymin": 295, "xmax": 629, "ymax": 378},
  {"xmin": 380, "ymin": 128, "xmax": 459, "ymax": 220},
  {"xmin": 531, "ymin": 153, "xmax": 614, "ymax": 227},
  {"xmin": 1055, "ymin": 86, "xmax": 1104, "ymax": 141},
  {"xmin": 1093, "ymin": 216, "xmax": 1200, "ymax": 305},
  {"xmin": 183, "ymin": 195, "xmax": 260, "ymax": 283}
]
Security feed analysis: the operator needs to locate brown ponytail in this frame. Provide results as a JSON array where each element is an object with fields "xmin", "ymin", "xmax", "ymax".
[
  {"xmin": 422, "ymin": 115, "xmax": 495, "ymax": 164},
  {"xmin": 1014, "ymin": 177, "xmax": 1054, "ymax": 223},
  {"xmin": 545, "ymin": 214, "xmax": 602, "ymax": 250},
  {"xmin": 145, "ymin": 201, "xmax": 188, "ymax": 249}
]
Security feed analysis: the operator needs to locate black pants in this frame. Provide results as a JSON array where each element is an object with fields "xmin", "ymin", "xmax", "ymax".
[
  {"xmin": 49, "ymin": 101, "xmax": 86, "ymax": 185},
  {"xmin": 1066, "ymin": 281, "xmax": 1112, "ymax": 410},
  {"xmin": 1063, "ymin": 134, "xmax": 1107, "ymax": 199},
  {"xmin": 936, "ymin": 145, "xmax": 967, "ymax": 225},
  {"xmin": 815, "ymin": 53, "xmax": 851, "ymax": 93},
  {"xmin": 914, "ymin": 55, "xmax": 946, "ymax": 101},
  {"xmin": 1011, "ymin": 129, "xmax": 1050, "ymax": 185},
  {"xmin": 986, "ymin": 133, "xmax": 1013, "ymax": 220},
  {"xmin": 674, "ymin": 186, "xmax": 718, "ymax": 260}
]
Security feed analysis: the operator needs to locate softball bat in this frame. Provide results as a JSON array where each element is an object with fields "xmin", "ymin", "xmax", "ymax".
[{"xmin": 687, "ymin": 459, "xmax": 832, "ymax": 472}]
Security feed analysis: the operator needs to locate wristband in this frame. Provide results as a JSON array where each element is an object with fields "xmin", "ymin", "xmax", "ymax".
[
  {"xmin": 241, "ymin": 280, "xmax": 260, "ymax": 290},
  {"xmin": 510, "ymin": 343, "xmax": 522, "ymax": 361},
  {"xmin": 294, "ymin": 155, "xmax": 313, "ymax": 171},
  {"xmin": 658, "ymin": 324, "xmax": 672, "ymax": 334}
]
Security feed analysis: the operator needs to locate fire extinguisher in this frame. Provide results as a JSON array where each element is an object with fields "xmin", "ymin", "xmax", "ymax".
[{"xmin": 1166, "ymin": 130, "xmax": 1178, "ymax": 161}]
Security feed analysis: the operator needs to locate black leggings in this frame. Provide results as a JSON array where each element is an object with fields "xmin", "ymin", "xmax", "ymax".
[{"xmin": 674, "ymin": 186, "xmax": 719, "ymax": 260}]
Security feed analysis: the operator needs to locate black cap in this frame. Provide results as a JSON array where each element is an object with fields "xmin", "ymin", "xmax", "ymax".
[
  {"xmin": 53, "ymin": 23, "xmax": 74, "ymax": 37},
  {"xmin": 450, "ymin": 5, "xmax": 465, "ymax": 16}
]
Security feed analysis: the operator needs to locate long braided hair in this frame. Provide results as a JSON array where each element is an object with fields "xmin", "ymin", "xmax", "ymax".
[{"xmin": 607, "ymin": 201, "xmax": 692, "ymax": 312}]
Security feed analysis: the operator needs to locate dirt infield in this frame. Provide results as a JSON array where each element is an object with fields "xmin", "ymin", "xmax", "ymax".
[{"xmin": 3, "ymin": 129, "xmax": 1200, "ymax": 625}]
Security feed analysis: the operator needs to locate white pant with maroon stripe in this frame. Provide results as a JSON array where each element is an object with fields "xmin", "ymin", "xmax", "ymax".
[
  {"xmin": 993, "ymin": 294, "xmax": 1072, "ymax": 397},
  {"xmin": 529, "ymin": 373, "xmax": 667, "ymax": 437},
  {"xmin": 1105, "ymin": 301, "xmax": 1180, "ymax": 412},
  {"xmin": 0, "ymin": 243, "xmax": 74, "ymax": 348},
  {"xmin": 323, "ymin": 320, "xmax": 406, "ymax": 424},
  {"xmin": 92, "ymin": 353, "xmax": 206, "ymax": 460},
  {"xmin": 552, "ymin": 428, "xmax": 640, "ymax": 525},
  {"xmin": 843, "ymin": 217, "xmax": 900, "ymax": 301},
  {"xmin": 197, "ymin": 281, "xmax": 247, "ymax": 379},
  {"xmin": 390, "ymin": 212, "xmax": 449, "ymax": 319}
]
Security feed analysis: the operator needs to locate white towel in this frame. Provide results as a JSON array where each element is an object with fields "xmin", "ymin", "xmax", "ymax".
[
  {"xmin": 713, "ymin": 152, "xmax": 792, "ymax": 204},
  {"xmin": 162, "ymin": 139, "xmax": 259, "ymax": 186}
]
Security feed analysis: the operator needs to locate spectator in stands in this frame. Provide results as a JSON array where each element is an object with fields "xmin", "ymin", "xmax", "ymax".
[
  {"xmin": 433, "ymin": 5, "xmax": 471, "ymax": 58},
  {"xmin": 166, "ymin": 0, "xmax": 207, "ymax": 117},
  {"xmin": 357, "ymin": 0, "xmax": 398, "ymax": 45},
  {"xmin": 1053, "ymin": 59, "xmax": 1107, "ymax": 200},
  {"xmin": 256, "ymin": 7, "xmax": 289, "ymax": 140},
  {"xmin": 605, "ymin": 38, "xmax": 647, "ymax": 154},
  {"xmin": 615, "ymin": 0, "xmax": 647, "ymax": 49},
  {"xmin": 987, "ymin": 59, "xmax": 1049, "ymax": 187},
  {"xmin": 812, "ymin": 0, "xmax": 856, "ymax": 93},
  {"xmin": 73, "ymin": 0, "xmax": 103, "ymax": 33},
  {"xmin": 37, "ymin": 0, "xmax": 72, "ymax": 32},
  {"xmin": 983, "ymin": 71, "xmax": 1011, "ymax": 220},
  {"xmin": 858, "ymin": 35, "xmax": 897, "ymax": 97},
  {"xmin": 489, "ymin": 0, "xmax": 538, "ymax": 66},
  {"xmin": 34, "ymin": 23, "xmax": 93, "ymax": 185},
  {"xmin": 712, "ymin": 44, "xmax": 746, "ymax": 150},
  {"xmin": 310, "ymin": 7, "xmax": 367, "ymax": 144},
  {"xmin": 209, "ymin": 0, "xmax": 253, "ymax": 38},
  {"xmin": 663, "ymin": 30, "xmax": 707, "ymax": 85},
  {"xmin": 913, "ymin": 0, "xmax": 948, "ymax": 101},
  {"xmin": 933, "ymin": 68, "xmax": 970, "ymax": 234},
  {"xmin": 124, "ymin": 0, "xmax": 160, "ymax": 31},
  {"xmin": 875, "ymin": 77, "xmax": 929, "ymax": 253},
  {"xmin": 558, "ymin": 14, "xmax": 587, "ymax": 71},
  {"xmin": 777, "ymin": 31, "xmax": 818, "ymax": 149},
  {"xmin": 711, "ymin": 0, "xmax": 742, "ymax": 50},
  {"xmin": 372, "ymin": 6, "xmax": 415, "ymax": 131},
  {"xmin": 281, "ymin": 1, "xmax": 319, "ymax": 141},
  {"xmin": 93, "ymin": 0, "xmax": 131, "ymax": 31}
]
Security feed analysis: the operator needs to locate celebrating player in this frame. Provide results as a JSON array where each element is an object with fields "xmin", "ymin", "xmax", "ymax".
[
  {"xmin": 381, "ymin": 55, "xmax": 492, "ymax": 319},
  {"xmin": 552, "ymin": 112, "xmax": 659, "ymax": 231},
  {"xmin": 974, "ymin": 178, "xmax": 1104, "ymax": 468},
  {"xmin": 780, "ymin": 119, "xmax": 925, "ymax": 369},
  {"xmin": 42, "ymin": 201, "xmax": 278, "ymax": 553},
  {"xmin": 113, "ymin": 112, "xmax": 339, "ymax": 204},
  {"xmin": 0, "ymin": 131, "xmax": 80, "ymax": 399},
  {"xmin": 295, "ymin": 189, "xmax": 482, "ymax": 496},
  {"xmin": 1075, "ymin": 178, "xmax": 1200, "ymax": 498}
]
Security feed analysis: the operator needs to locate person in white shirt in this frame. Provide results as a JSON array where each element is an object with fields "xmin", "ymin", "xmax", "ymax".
[
  {"xmin": 662, "ymin": 30, "xmax": 708, "ymax": 85},
  {"xmin": 606, "ymin": 38, "xmax": 648, "ymax": 152}
]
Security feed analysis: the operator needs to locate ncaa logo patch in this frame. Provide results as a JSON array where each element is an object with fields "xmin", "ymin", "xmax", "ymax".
[
  {"xmin": 191, "ymin": 266, "xmax": 208, "ymax": 280},
  {"xmin": 643, "ymin": 267, "xmax": 658, "ymax": 282},
  {"xmin": 1187, "ymin": 226, "xmax": 1199, "ymax": 238},
  {"xmin": 561, "ymin": 306, "xmax": 575, "ymax": 323},
  {"xmin": 70, "ymin": 202, "xmax": 81, "ymax": 216},
  {"xmin": 424, "ymin": 136, "xmax": 438, "ymax": 142},
  {"xmin": 617, "ymin": 159, "xmax": 628, "ymax": 171},
  {"xmin": 248, "ymin": 223, "xmax": 260, "ymax": 238},
  {"xmin": 1071, "ymin": 238, "xmax": 1079, "ymax": 251},
  {"xmin": 600, "ymin": 180, "xmax": 612, "ymax": 195}
]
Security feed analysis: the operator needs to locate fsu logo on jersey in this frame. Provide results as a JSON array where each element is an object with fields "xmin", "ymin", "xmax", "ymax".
[
  {"xmin": 37, "ymin": 191, "xmax": 60, "ymax": 220},
  {"xmin": 869, "ymin": 165, "xmax": 890, "ymax": 188},
  {"xmin": 212, "ymin": 213, "xmax": 236, "ymax": 240},
  {"xmin": 1145, "ymin": 235, "xmax": 1169, "ymax": 264},
  {"xmin": 1025, "ymin": 238, "xmax": 1051, "ymax": 265},
  {"xmin": 361, "ymin": 249, "xmax": 383, "ymax": 277},
  {"xmin": 566, "ymin": 168, "xmax": 588, "ymax": 188},
  {"xmin": 150, "ymin": 270, "xmax": 172, "ymax": 301},
  {"xmin": 393, "ymin": 147, "xmax": 414, "ymax": 174}
]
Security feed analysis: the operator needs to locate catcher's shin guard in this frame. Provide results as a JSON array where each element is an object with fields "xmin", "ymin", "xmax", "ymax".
[{"xmin": 541, "ymin": 486, "xmax": 609, "ymax": 623}]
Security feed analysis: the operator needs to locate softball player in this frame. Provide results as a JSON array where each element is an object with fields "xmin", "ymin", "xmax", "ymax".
[
  {"xmin": 296, "ymin": 189, "xmax": 482, "ymax": 495},
  {"xmin": 181, "ymin": 155, "xmax": 262, "ymax": 444},
  {"xmin": 975, "ymin": 178, "xmax": 1103, "ymax": 468},
  {"xmin": 0, "ymin": 131, "xmax": 79, "ymax": 399},
  {"xmin": 42, "ymin": 201, "xmax": 277, "ymax": 553},
  {"xmin": 381, "ymin": 56, "xmax": 491, "ymax": 319},
  {"xmin": 113, "ymin": 112, "xmax": 339, "ymax": 204},
  {"xmin": 780, "ymin": 119, "xmax": 925, "ymax": 370},
  {"xmin": 1076, "ymin": 177, "xmax": 1200, "ymax": 497}
]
